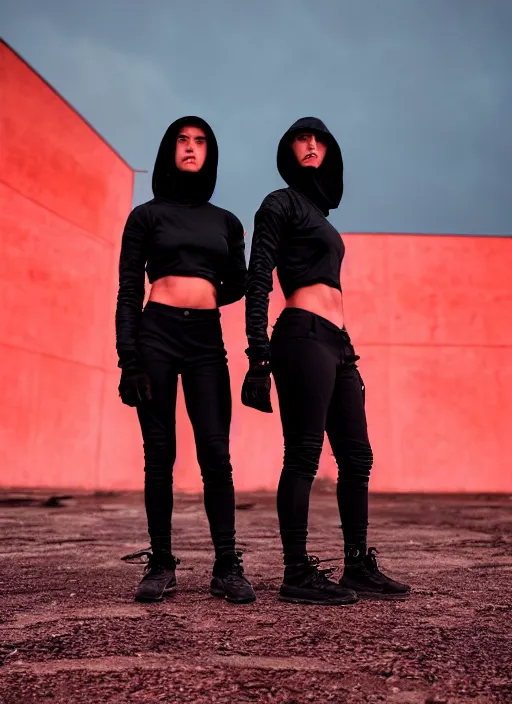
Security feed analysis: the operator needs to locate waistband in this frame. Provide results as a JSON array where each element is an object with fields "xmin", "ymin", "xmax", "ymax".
[
  {"xmin": 144, "ymin": 300, "xmax": 220, "ymax": 320},
  {"xmin": 278, "ymin": 307, "xmax": 349, "ymax": 338},
  {"xmin": 274, "ymin": 307, "xmax": 358, "ymax": 361}
]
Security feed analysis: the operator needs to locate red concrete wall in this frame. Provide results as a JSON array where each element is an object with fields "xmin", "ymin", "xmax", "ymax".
[
  {"xmin": 2, "ymin": 41, "xmax": 511, "ymax": 493},
  {"xmin": 0, "ymin": 41, "xmax": 133, "ymax": 489},
  {"xmin": 324, "ymin": 233, "xmax": 512, "ymax": 492},
  {"xmin": 107, "ymin": 234, "xmax": 512, "ymax": 494}
]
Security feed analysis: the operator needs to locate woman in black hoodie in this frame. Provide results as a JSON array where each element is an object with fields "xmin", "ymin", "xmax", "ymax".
[
  {"xmin": 243, "ymin": 117, "xmax": 410, "ymax": 605},
  {"xmin": 116, "ymin": 116, "xmax": 255, "ymax": 604}
]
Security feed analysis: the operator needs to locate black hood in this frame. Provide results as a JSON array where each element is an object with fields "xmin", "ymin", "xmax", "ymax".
[
  {"xmin": 152, "ymin": 116, "xmax": 218, "ymax": 205},
  {"xmin": 277, "ymin": 117, "xmax": 343, "ymax": 215}
]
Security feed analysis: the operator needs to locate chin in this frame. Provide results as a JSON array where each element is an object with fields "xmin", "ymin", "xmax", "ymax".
[{"xmin": 181, "ymin": 164, "xmax": 199, "ymax": 172}]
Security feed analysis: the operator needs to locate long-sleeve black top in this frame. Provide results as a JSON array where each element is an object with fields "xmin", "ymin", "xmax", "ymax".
[
  {"xmin": 245, "ymin": 187, "xmax": 344, "ymax": 363},
  {"xmin": 115, "ymin": 198, "xmax": 246, "ymax": 366}
]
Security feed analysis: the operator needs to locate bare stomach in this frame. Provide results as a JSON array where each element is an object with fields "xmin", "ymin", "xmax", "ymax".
[
  {"xmin": 285, "ymin": 283, "xmax": 345, "ymax": 329},
  {"xmin": 149, "ymin": 276, "xmax": 217, "ymax": 309}
]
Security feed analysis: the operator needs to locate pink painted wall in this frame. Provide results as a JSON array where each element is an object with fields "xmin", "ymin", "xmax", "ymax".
[
  {"xmin": 107, "ymin": 233, "xmax": 512, "ymax": 494},
  {"xmin": 0, "ymin": 40, "xmax": 133, "ymax": 488},
  {"xmin": 322, "ymin": 233, "xmax": 512, "ymax": 492},
  {"xmin": 2, "ymin": 40, "xmax": 511, "ymax": 493}
]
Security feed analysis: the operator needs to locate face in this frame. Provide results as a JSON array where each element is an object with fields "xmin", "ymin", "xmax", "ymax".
[
  {"xmin": 291, "ymin": 131, "xmax": 327, "ymax": 168},
  {"xmin": 175, "ymin": 125, "xmax": 207, "ymax": 172}
]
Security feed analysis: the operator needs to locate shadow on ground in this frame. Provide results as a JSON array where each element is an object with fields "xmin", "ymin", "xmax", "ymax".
[{"xmin": 0, "ymin": 488, "xmax": 511, "ymax": 703}]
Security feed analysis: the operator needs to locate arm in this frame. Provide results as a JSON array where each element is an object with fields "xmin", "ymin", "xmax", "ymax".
[
  {"xmin": 245, "ymin": 194, "xmax": 287, "ymax": 363},
  {"xmin": 115, "ymin": 205, "xmax": 149, "ymax": 369},
  {"xmin": 217, "ymin": 214, "xmax": 247, "ymax": 307}
]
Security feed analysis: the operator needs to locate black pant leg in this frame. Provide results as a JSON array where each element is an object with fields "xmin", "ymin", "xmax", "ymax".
[
  {"xmin": 136, "ymin": 345, "xmax": 179, "ymax": 558},
  {"xmin": 181, "ymin": 342, "xmax": 236, "ymax": 559},
  {"xmin": 326, "ymin": 362, "xmax": 373, "ymax": 548},
  {"xmin": 271, "ymin": 319, "xmax": 337, "ymax": 561}
]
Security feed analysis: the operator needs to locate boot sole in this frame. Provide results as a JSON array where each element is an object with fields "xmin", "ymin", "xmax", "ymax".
[
  {"xmin": 134, "ymin": 585, "xmax": 177, "ymax": 603},
  {"xmin": 210, "ymin": 587, "xmax": 256, "ymax": 604},
  {"xmin": 279, "ymin": 594, "xmax": 358, "ymax": 606}
]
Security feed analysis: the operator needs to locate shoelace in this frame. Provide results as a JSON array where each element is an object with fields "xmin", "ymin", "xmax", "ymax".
[
  {"xmin": 355, "ymin": 547, "xmax": 392, "ymax": 586},
  {"xmin": 218, "ymin": 550, "xmax": 250, "ymax": 583},
  {"xmin": 366, "ymin": 547, "xmax": 379, "ymax": 573},
  {"xmin": 307, "ymin": 555, "xmax": 338, "ymax": 581},
  {"xmin": 222, "ymin": 550, "xmax": 244, "ymax": 570},
  {"xmin": 364, "ymin": 547, "xmax": 398, "ymax": 585},
  {"xmin": 121, "ymin": 548, "xmax": 152, "ymax": 564},
  {"xmin": 120, "ymin": 548, "xmax": 180, "ymax": 572}
]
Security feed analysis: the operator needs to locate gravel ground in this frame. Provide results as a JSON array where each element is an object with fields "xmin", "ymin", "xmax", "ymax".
[{"xmin": 0, "ymin": 487, "xmax": 510, "ymax": 703}]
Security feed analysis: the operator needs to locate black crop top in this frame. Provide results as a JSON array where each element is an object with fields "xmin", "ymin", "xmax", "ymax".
[
  {"xmin": 115, "ymin": 197, "xmax": 246, "ymax": 364},
  {"xmin": 245, "ymin": 187, "xmax": 344, "ymax": 362}
]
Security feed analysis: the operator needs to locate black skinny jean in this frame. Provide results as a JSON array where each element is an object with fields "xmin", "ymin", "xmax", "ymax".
[
  {"xmin": 270, "ymin": 307, "xmax": 373, "ymax": 562},
  {"xmin": 136, "ymin": 301, "xmax": 235, "ymax": 559}
]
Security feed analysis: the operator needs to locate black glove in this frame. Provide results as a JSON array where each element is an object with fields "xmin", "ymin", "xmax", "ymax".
[
  {"xmin": 118, "ymin": 366, "xmax": 152, "ymax": 407},
  {"xmin": 241, "ymin": 360, "xmax": 273, "ymax": 413}
]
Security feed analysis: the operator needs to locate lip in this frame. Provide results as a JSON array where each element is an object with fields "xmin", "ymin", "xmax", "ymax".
[
  {"xmin": 303, "ymin": 153, "xmax": 318, "ymax": 161},
  {"xmin": 183, "ymin": 156, "xmax": 195, "ymax": 162}
]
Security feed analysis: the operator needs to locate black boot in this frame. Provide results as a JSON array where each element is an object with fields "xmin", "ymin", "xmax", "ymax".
[
  {"xmin": 340, "ymin": 547, "xmax": 410, "ymax": 600},
  {"xmin": 210, "ymin": 551, "xmax": 256, "ymax": 604},
  {"xmin": 134, "ymin": 552, "xmax": 180, "ymax": 603},
  {"xmin": 280, "ymin": 556, "xmax": 358, "ymax": 605}
]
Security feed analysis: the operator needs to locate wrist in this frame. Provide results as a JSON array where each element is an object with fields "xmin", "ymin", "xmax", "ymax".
[
  {"xmin": 117, "ymin": 348, "xmax": 142, "ymax": 371},
  {"xmin": 245, "ymin": 344, "xmax": 270, "ymax": 365}
]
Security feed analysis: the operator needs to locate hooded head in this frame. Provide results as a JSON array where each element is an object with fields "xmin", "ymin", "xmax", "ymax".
[
  {"xmin": 152, "ymin": 116, "xmax": 218, "ymax": 205},
  {"xmin": 277, "ymin": 117, "xmax": 343, "ymax": 215}
]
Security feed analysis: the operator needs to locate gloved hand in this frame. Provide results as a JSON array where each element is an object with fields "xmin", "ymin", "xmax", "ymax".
[
  {"xmin": 118, "ymin": 366, "xmax": 152, "ymax": 407},
  {"xmin": 241, "ymin": 360, "xmax": 273, "ymax": 413}
]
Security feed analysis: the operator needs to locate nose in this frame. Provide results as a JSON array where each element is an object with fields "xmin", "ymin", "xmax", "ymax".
[{"xmin": 308, "ymin": 136, "xmax": 317, "ymax": 150}]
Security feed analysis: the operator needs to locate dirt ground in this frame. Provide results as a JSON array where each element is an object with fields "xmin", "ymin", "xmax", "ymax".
[{"xmin": 0, "ymin": 487, "xmax": 510, "ymax": 704}]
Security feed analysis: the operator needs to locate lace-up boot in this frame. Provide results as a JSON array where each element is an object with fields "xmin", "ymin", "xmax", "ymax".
[
  {"xmin": 340, "ymin": 547, "xmax": 410, "ymax": 600},
  {"xmin": 210, "ymin": 551, "xmax": 256, "ymax": 604},
  {"xmin": 134, "ymin": 552, "xmax": 180, "ymax": 602},
  {"xmin": 280, "ymin": 556, "xmax": 358, "ymax": 605}
]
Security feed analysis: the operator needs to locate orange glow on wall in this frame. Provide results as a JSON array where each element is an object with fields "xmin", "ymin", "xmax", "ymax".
[
  {"xmin": 0, "ymin": 40, "xmax": 133, "ymax": 488},
  {"xmin": 2, "ymin": 41, "xmax": 511, "ymax": 493}
]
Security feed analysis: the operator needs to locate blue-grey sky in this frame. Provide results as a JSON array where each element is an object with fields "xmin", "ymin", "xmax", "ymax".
[{"xmin": 2, "ymin": 0, "xmax": 511, "ymax": 238}]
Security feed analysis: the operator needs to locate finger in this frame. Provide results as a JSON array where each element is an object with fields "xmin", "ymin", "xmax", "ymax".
[
  {"xmin": 256, "ymin": 386, "xmax": 269, "ymax": 404},
  {"xmin": 247, "ymin": 392, "xmax": 264, "ymax": 412},
  {"xmin": 261, "ymin": 397, "xmax": 273, "ymax": 413},
  {"xmin": 121, "ymin": 391, "xmax": 137, "ymax": 408},
  {"xmin": 254, "ymin": 389, "xmax": 270, "ymax": 413},
  {"xmin": 258, "ymin": 389, "xmax": 273, "ymax": 413},
  {"xmin": 241, "ymin": 391, "xmax": 253, "ymax": 408}
]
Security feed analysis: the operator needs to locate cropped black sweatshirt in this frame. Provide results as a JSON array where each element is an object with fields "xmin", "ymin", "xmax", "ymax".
[
  {"xmin": 115, "ymin": 116, "xmax": 246, "ymax": 367},
  {"xmin": 245, "ymin": 117, "xmax": 345, "ymax": 363}
]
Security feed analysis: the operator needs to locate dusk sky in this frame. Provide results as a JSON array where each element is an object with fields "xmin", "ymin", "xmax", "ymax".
[{"xmin": 2, "ymin": 0, "xmax": 511, "ymax": 240}]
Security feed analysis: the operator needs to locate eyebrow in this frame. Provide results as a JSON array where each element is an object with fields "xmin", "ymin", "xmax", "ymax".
[{"xmin": 178, "ymin": 133, "xmax": 206, "ymax": 140}]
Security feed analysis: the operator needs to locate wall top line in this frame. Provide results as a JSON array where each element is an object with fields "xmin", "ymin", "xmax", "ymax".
[
  {"xmin": 342, "ymin": 232, "xmax": 512, "ymax": 240},
  {"xmin": 1, "ymin": 37, "xmax": 135, "ymax": 172}
]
